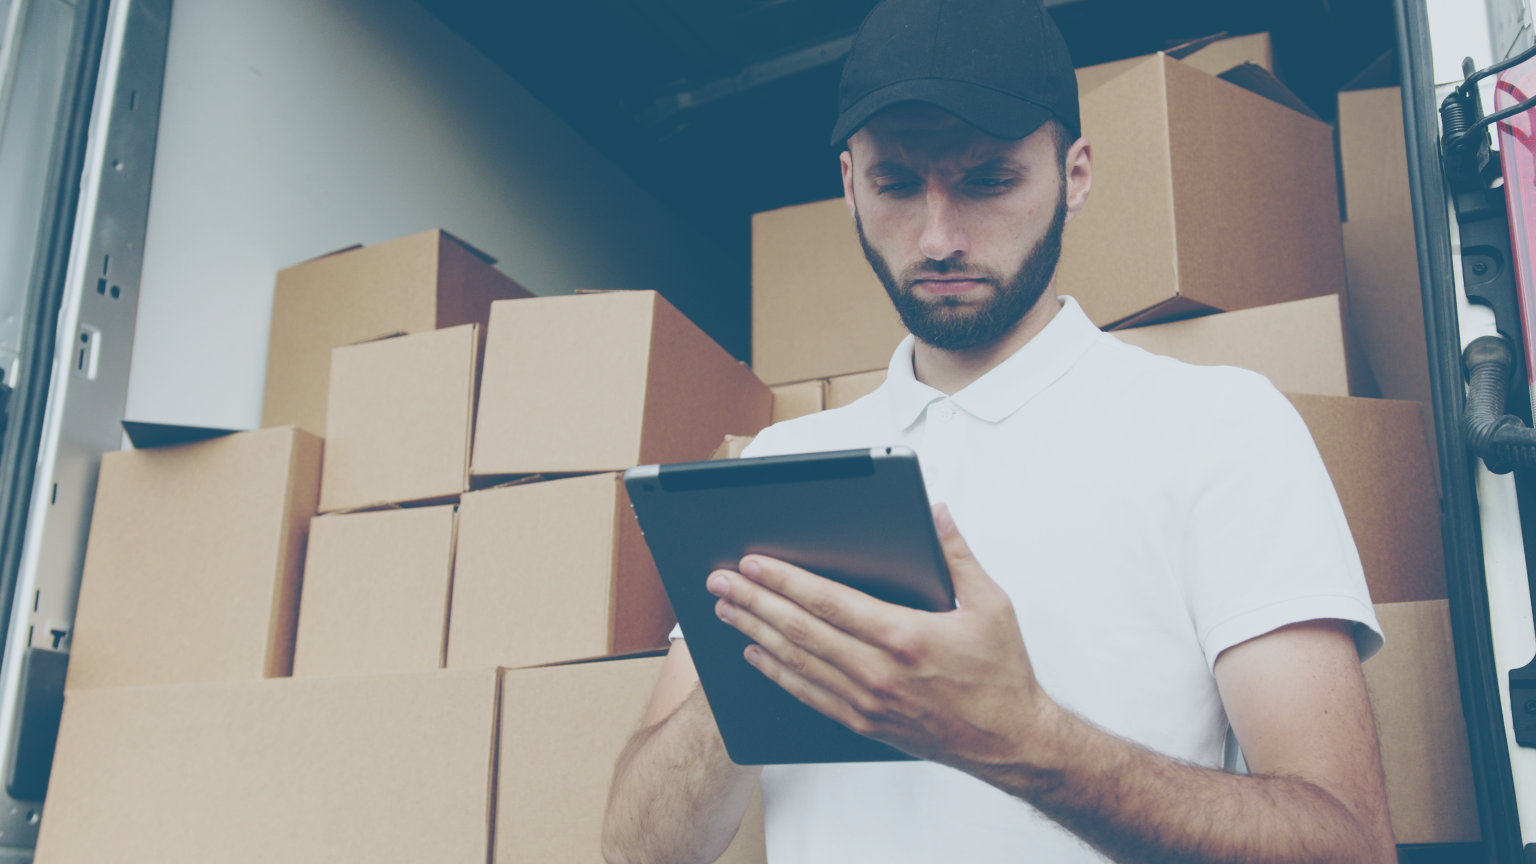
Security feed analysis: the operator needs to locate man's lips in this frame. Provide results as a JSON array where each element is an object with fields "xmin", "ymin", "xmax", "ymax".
[{"xmin": 912, "ymin": 277, "xmax": 989, "ymax": 296}]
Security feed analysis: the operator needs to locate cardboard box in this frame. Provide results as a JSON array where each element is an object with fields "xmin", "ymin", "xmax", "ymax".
[
  {"xmin": 472, "ymin": 291, "xmax": 772, "ymax": 478},
  {"xmin": 713, "ymin": 434, "xmax": 757, "ymax": 460},
  {"xmin": 38, "ymin": 669, "xmax": 501, "ymax": 863},
  {"xmin": 320, "ymin": 324, "xmax": 479, "ymax": 513},
  {"xmin": 67, "ymin": 427, "xmax": 322, "ymax": 690},
  {"xmin": 447, "ymin": 473, "xmax": 671, "ymax": 670},
  {"xmin": 1057, "ymin": 55, "xmax": 1346, "ymax": 328},
  {"xmin": 1363, "ymin": 600, "xmax": 1480, "ymax": 844},
  {"xmin": 496, "ymin": 656, "xmax": 766, "ymax": 863},
  {"xmin": 771, "ymin": 379, "xmax": 826, "ymax": 423},
  {"xmin": 1339, "ymin": 88, "xmax": 1415, "ymax": 226},
  {"xmin": 1337, "ymin": 87, "xmax": 1434, "ymax": 414},
  {"xmin": 1077, "ymin": 32, "xmax": 1274, "ymax": 93},
  {"xmin": 1287, "ymin": 394, "xmax": 1444, "ymax": 604},
  {"xmin": 751, "ymin": 199, "xmax": 909, "ymax": 385},
  {"xmin": 826, "ymin": 369, "xmax": 888, "ymax": 410},
  {"xmin": 293, "ymin": 505, "xmax": 458, "ymax": 677},
  {"xmin": 262, "ymin": 228, "xmax": 531, "ymax": 437},
  {"xmin": 1114, "ymin": 295, "xmax": 1378, "ymax": 397}
]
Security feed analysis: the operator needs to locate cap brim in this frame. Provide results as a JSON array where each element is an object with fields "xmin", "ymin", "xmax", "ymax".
[{"xmin": 830, "ymin": 78, "xmax": 1055, "ymax": 147}]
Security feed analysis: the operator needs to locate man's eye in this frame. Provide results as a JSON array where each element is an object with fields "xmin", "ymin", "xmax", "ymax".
[
  {"xmin": 876, "ymin": 181, "xmax": 918, "ymax": 196},
  {"xmin": 965, "ymin": 177, "xmax": 1016, "ymax": 195}
]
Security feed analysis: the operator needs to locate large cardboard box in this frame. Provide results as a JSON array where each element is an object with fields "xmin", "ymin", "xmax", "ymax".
[
  {"xmin": 826, "ymin": 369, "xmax": 888, "ymax": 410},
  {"xmin": 1076, "ymin": 32, "xmax": 1274, "ymax": 94},
  {"xmin": 68, "ymin": 427, "xmax": 322, "ymax": 690},
  {"xmin": 1288, "ymin": 394, "xmax": 1444, "ymax": 604},
  {"xmin": 1337, "ymin": 87, "xmax": 1433, "ymax": 414},
  {"xmin": 751, "ymin": 199, "xmax": 909, "ymax": 385},
  {"xmin": 1114, "ymin": 295, "xmax": 1377, "ymax": 397},
  {"xmin": 1057, "ymin": 55, "xmax": 1347, "ymax": 328},
  {"xmin": 447, "ymin": 473, "xmax": 671, "ymax": 670},
  {"xmin": 472, "ymin": 291, "xmax": 772, "ymax": 478},
  {"xmin": 262, "ymin": 228, "xmax": 531, "ymax": 437},
  {"xmin": 1363, "ymin": 600, "xmax": 1480, "ymax": 844},
  {"xmin": 496, "ymin": 656, "xmax": 766, "ymax": 863},
  {"xmin": 771, "ymin": 379, "xmax": 826, "ymax": 423},
  {"xmin": 293, "ymin": 505, "xmax": 458, "ymax": 677},
  {"xmin": 320, "ymin": 324, "xmax": 479, "ymax": 513},
  {"xmin": 37, "ymin": 669, "xmax": 501, "ymax": 863}
]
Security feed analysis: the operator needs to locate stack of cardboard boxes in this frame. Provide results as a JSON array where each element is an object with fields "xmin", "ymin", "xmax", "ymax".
[
  {"xmin": 36, "ymin": 34, "xmax": 1471, "ymax": 861},
  {"xmin": 38, "ymin": 230, "xmax": 772, "ymax": 862},
  {"xmin": 750, "ymin": 37, "xmax": 1476, "ymax": 849}
]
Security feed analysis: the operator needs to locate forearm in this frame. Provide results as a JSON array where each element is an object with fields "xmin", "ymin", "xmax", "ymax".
[
  {"xmin": 602, "ymin": 686, "xmax": 762, "ymax": 864},
  {"xmin": 972, "ymin": 702, "xmax": 1392, "ymax": 864}
]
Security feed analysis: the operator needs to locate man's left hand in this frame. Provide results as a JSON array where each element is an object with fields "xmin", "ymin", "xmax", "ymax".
[{"xmin": 707, "ymin": 503, "xmax": 1053, "ymax": 769}]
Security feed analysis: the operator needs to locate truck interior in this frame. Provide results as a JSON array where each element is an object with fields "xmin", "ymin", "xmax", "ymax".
[{"xmin": 0, "ymin": 0, "xmax": 1528, "ymax": 861}]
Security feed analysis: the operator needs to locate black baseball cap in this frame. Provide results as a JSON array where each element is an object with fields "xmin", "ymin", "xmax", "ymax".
[{"xmin": 830, "ymin": 0, "xmax": 1080, "ymax": 147}]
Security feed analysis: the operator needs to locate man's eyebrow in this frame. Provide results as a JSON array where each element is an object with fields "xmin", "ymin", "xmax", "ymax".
[
  {"xmin": 865, "ymin": 160, "xmax": 916, "ymax": 177},
  {"xmin": 965, "ymin": 156, "xmax": 1026, "ymax": 174}
]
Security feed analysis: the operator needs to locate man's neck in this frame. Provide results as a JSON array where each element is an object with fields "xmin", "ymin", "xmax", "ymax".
[{"xmin": 912, "ymin": 289, "xmax": 1062, "ymax": 396}]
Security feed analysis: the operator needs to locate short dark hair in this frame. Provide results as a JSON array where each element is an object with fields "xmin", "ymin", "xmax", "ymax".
[{"xmin": 1045, "ymin": 119, "xmax": 1073, "ymax": 168}]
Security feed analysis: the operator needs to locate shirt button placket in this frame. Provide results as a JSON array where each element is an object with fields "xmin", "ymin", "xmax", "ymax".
[{"xmin": 922, "ymin": 400, "xmax": 962, "ymax": 504}]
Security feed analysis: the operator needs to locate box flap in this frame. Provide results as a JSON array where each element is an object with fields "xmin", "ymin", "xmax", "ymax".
[
  {"xmin": 286, "ymin": 242, "xmax": 364, "ymax": 267},
  {"xmin": 121, "ymin": 420, "xmax": 242, "ymax": 449},
  {"xmin": 437, "ymin": 228, "xmax": 497, "ymax": 265},
  {"xmin": 1217, "ymin": 63, "xmax": 1319, "ymax": 121},
  {"xmin": 1164, "ymin": 32, "xmax": 1231, "ymax": 59},
  {"xmin": 1342, "ymin": 51, "xmax": 1398, "ymax": 92}
]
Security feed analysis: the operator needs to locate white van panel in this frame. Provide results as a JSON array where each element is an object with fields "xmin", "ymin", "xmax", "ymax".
[{"xmin": 126, "ymin": 0, "xmax": 739, "ymax": 430}]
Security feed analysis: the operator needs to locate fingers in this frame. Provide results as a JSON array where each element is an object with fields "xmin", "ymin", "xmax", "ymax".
[
  {"xmin": 740, "ymin": 642, "xmax": 879, "ymax": 738},
  {"xmin": 712, "ymin": 587, "xmax": 872, "ymax": 713},
  {"xmin": 932, "ymin": 503, "xmax": 1001, "ymax": 606},
  {"xmin": 730, "ymin": 554, "xmax": 912, "ymax": 646},
  {"xmin": 708, "ymin": 566, "xmax": 889, "ymax": 678}
]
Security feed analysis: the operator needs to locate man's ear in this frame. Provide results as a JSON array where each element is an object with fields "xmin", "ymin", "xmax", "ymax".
[
  {"xmin": 840, "ymin": 150, "xmax": 857, "ymax": 217},
  {"xmin": 1063, "ymin": 137, "xmax": 1092, "ymax": 223}
]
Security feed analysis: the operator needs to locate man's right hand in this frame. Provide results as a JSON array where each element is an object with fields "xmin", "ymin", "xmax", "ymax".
[{"xmin": 602, "ymin": 639, "xmax": 762, "ymax": 864}]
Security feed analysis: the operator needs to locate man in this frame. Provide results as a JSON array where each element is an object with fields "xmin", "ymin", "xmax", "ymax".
[{"xmin": 603, "ymin": 0, "xmax": 1396, "ymax": 861}]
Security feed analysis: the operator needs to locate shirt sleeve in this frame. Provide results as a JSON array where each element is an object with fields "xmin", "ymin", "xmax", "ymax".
[{"xmin": 1177, "ymin": 374, "xmax": 1383, "ymax": 669}]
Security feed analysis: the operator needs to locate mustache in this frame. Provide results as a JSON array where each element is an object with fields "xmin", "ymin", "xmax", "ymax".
[{"xmin": 899, "ymin": 258, "xmax": 1002, "ymax": 286}]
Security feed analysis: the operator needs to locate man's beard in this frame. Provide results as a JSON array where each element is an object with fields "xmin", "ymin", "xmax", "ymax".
[{"xmin": 856, "ymin": 191, "xmax": 1067, "ymax": 352}]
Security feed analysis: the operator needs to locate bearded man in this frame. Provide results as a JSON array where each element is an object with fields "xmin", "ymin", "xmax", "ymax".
[{"xmin": 602, "ymin": 1, "xmax": 1396, "ymax": 861}]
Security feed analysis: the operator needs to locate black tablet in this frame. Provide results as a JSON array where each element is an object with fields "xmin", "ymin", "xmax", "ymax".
[{"xmin": 624, "ymin": 446, "xmax": 954, "ymax": 765}]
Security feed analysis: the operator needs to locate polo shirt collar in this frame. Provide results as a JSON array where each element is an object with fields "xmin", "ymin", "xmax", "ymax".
[{"xmin": 882, "ymin": 296, "xmax": 1102, "ymax": 429}]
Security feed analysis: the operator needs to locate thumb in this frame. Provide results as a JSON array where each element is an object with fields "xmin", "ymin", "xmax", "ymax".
[{"xmin": 932, "ymin": 503, "xmax": 997, "ymax": 606}]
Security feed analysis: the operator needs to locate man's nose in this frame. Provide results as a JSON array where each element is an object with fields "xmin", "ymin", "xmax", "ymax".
[{"xmin": 917, "ymin": 187, "xmax": 968, "ymax": 262}]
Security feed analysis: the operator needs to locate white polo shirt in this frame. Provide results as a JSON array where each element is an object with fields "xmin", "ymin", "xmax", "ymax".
[{"xmin": 719, "ymin": 296, "xmax": 1382, "ymax": 864}]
